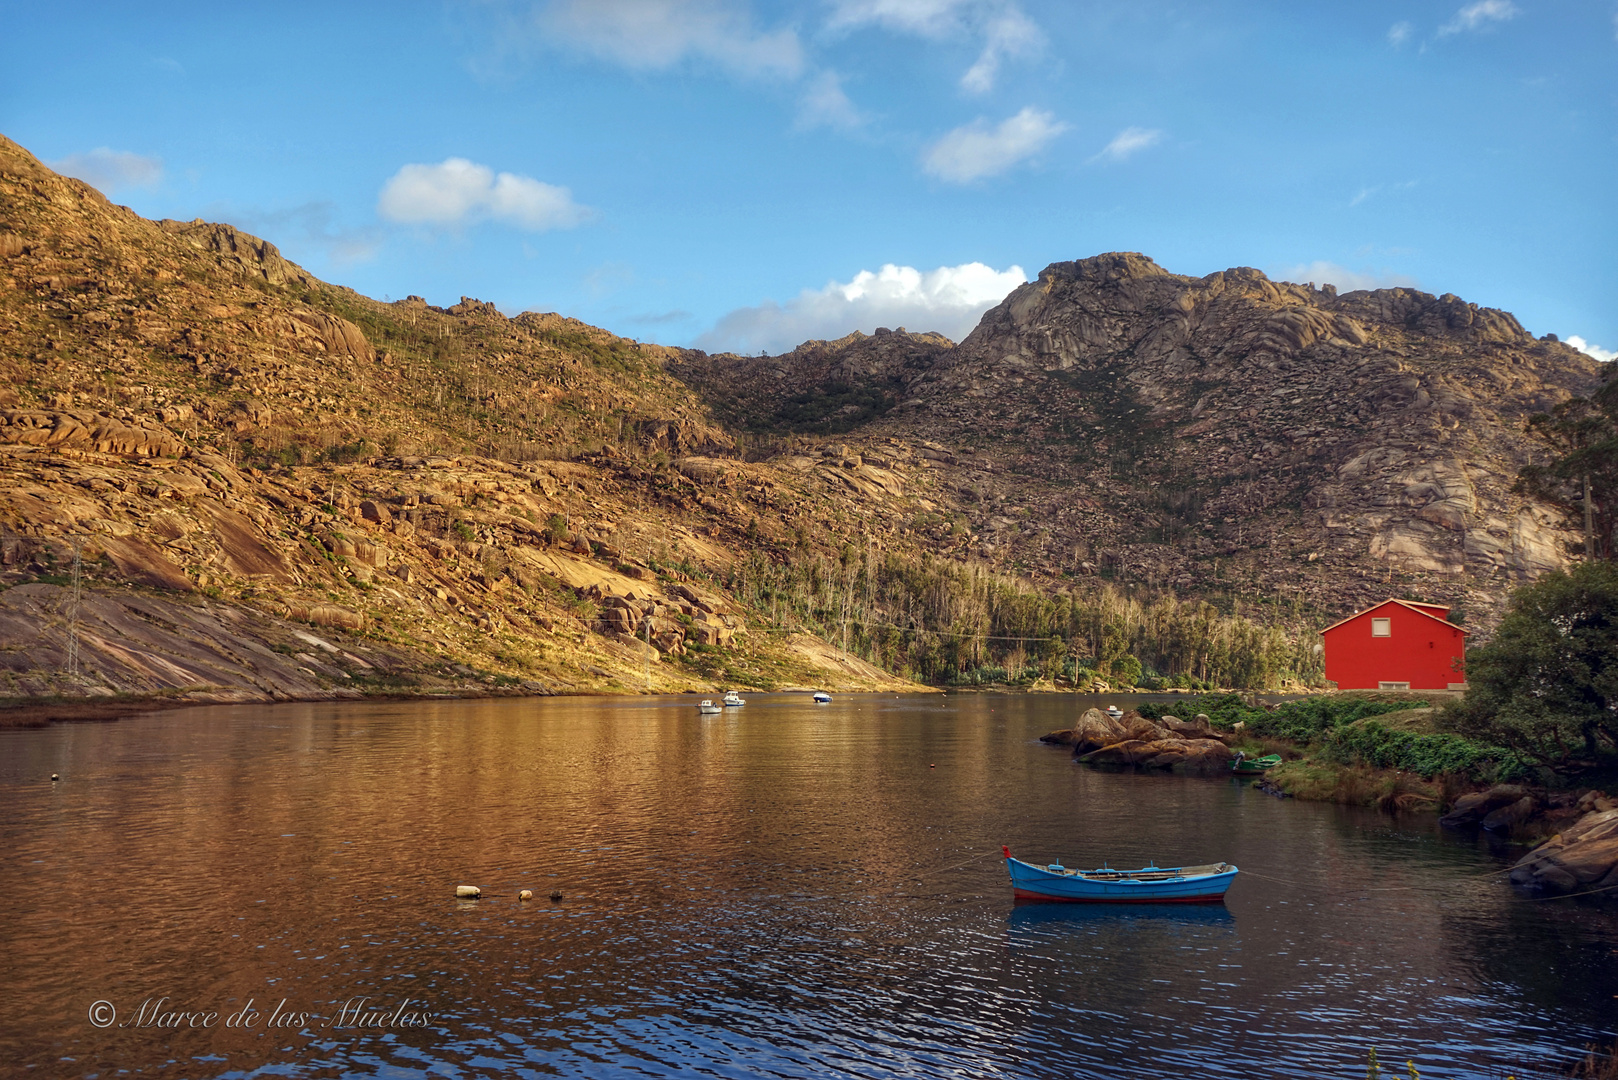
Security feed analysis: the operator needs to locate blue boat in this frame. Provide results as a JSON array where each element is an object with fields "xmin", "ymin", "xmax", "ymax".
[{"xmin": 1003, "ymin": 847, "xmax": 1238, "ymax": 903}]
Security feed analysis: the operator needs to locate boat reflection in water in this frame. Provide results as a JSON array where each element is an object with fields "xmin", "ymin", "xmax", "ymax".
[{"xmin": 1007, "ymin": 900, "xmax": 1237, "ymax": 929}]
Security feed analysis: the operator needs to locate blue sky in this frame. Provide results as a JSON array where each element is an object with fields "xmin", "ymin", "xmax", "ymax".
[{"xmin": 4, "ymin": 1, "xmax": 1614, "ymax": 358}]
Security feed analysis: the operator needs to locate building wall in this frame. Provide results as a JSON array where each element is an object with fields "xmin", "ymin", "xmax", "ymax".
[{"xmin": 1322, "ymin": 603, "xmax": 1466, "ymax": 690}]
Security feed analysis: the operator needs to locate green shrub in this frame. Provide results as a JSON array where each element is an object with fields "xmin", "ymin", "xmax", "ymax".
[
  {"xmin": 1140, "ymin": 694, "xmax": 1423, "ymax": 740},
  {"xmin": 1321, "ymin": 720, "xmax": 1529, "ymax": 782}
]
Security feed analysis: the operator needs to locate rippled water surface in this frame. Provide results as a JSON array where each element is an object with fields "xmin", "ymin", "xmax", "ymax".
[{"xmin": 2, "ymin": 693, "xmax": 1616, "ymax": 1079}]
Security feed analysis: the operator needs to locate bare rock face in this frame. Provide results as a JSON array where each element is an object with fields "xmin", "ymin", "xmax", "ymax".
[
  {"xmin": 0, "ymin": 410, "xmax": 186, "ymax": 457},
  {"xmin": 674, "ymin": 250, "xmax": 1600, "ymax": 630},
  {"xmin": 160, "ymin": 219, "xmax": 315, "ymax": 288},
  {"xmin": 1510, "ymin": 809, "xmax": 1618, "ymax": 894},
  {"xmin": 279, "ymin": 310, "xmax": 375, "ymax": 363}
]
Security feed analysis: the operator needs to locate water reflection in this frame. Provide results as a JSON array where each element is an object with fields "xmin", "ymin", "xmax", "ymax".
[
  {"xmin": 0, "ymin": 693, "xmax": 1614, "ymax": 1079},
  {"xmin": 1008, "ymin": 900, "xmax": 1238, "ymax": 929}
]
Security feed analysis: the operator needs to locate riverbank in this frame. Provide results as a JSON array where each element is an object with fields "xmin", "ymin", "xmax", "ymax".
[
  {"xmin": 0, "ymin": 684, "xmax": 561, "ymax": 729},
  {"xmin": 0, "ymin": 579, "xmax": 924, "ymax": 727},
  {"xmin": 1045, "ymin": 693, "xmax": 1618, "ymax": 898}
]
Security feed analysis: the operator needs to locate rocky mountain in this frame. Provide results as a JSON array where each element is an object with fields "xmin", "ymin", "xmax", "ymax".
[
  {"xmin": 674, "ymin": 327, "xmax": 953, "ymax": 435},
  {"xmin": 0, "ymin": 126, "xmax": 1599, "ymax": 710},
  {"xmin": 0, "ymin": 134, "xmax": 932, "ymax": 705},
  {"xmin": 679, "ymin": 252, "xmax": 1603, "ymax": 632}
]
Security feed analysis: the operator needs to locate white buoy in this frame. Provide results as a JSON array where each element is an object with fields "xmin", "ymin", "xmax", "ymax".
[
  {"xmin": 518, "ymin": 889, "xmax": 533, "ymax": 901},
  {"xmin": 50, "ymin": 774, "xmax": 59, "ymax": 782},
  {"xmin": 455, "ymin": 885, "xmax": 481, "ymax": 899}
]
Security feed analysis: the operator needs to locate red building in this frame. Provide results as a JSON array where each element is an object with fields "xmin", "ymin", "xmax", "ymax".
[{"xmin": 1320, "ymin": 599, "xmax": 1469, "ymax": 691}]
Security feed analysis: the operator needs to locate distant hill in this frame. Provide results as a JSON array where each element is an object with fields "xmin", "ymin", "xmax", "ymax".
[{"xmin": 677, "ymin": 252, "xmax": 1603, "ymax": 631}]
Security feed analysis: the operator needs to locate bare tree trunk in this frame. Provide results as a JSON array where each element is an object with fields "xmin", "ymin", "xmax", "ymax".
[{"xmin": 1585, "ymin": 473, "xmax": 1595, "ymax": 560}]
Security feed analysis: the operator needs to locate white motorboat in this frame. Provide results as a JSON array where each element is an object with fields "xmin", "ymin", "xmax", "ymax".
[
  {"xmin": 722, "ymin": 690, "xmax": 746, "ymax": 706},
  {"xmin": 697, "ymin": 699, "xmax": 722, "ymax": 714},
  {"xmin": 812, "ymin": 691, "xmax": 832, "ymax": 703}
]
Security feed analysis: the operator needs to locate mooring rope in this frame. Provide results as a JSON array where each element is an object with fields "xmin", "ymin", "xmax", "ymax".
[{"xmin": 1231, "ymin": 847, "xmax": 1614, "ymax": 904}]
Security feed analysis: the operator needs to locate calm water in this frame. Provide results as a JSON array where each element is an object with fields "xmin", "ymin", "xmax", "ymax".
[{"xmin": 1, "ymin": 694, "xmax": 1615, "ymax": 1079}]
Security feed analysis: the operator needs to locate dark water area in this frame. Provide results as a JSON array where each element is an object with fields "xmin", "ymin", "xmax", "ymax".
[{"xmin": 2, "ymin": 693, "xmax": 1615, "ymax": 1079}]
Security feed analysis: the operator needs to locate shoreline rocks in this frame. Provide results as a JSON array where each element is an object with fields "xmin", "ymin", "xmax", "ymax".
[
  {"xmin": 1043, "ymin": 708, "xmax": 1238, "ymax": 775},
  {"xmin": 1510, "ymin": 807, "xmax": 1618, "ymax": 896},
  {"xmin": 1439, "ymin": 784, "xmax": 1611, "ymax": 837},
  {"xmin": 1077, "ymin": 736, "xmax": 1233, "ymax": 774}
]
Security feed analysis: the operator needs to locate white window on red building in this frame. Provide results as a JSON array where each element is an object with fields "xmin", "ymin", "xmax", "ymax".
[{"xmin": 1372, "ymin": 618, "xmax": 1391, "ymax": 637}]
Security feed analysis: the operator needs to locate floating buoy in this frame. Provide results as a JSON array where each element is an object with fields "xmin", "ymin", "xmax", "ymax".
[
  {"xmin": 455, "ymin": 885, "xmax": 481, "ymax": 899},
  {"xmin": 549, "ymin": 890, "xmax": 563, "ymax": 902},
  {"xmin": 929, "ymin": 763, "xmax": 936, "ymax": 768},
  {"xmin": 518, "ymin": 889, "xmax": 533, "ymax": 901},
  {"xmin": 50, "ymin": 774, "xmax": 59, "ymax": 782}
]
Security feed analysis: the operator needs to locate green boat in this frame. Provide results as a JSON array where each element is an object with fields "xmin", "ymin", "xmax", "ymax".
[{"xmin": 1230, "ymin": 752, "xmax": 1282, "ymax": 775}]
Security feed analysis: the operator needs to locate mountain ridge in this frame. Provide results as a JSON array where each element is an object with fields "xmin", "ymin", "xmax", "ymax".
[
  {"xmin": 677, "ymin": 252, "xmax": 1602, "ymax": 631},
  {"xmin": 0, "ymin": 129, "xmax": 1601, "ymax": 708}
]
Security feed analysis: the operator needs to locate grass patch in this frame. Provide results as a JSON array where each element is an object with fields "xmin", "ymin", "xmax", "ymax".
[{"xmin": 1268, "ymin": 760, "xmax": 1441, "ymax": 811}]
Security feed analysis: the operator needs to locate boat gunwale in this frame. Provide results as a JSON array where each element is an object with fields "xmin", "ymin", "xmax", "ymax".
[{"xmin": 1007, "ymin": 857, "xmax": 1234, "ymax": 883}]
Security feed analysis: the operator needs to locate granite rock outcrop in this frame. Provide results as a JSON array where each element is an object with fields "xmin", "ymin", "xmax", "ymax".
[{"xmin": 678, "ymin": 253, "xmax": 1602, "ymax": 632}]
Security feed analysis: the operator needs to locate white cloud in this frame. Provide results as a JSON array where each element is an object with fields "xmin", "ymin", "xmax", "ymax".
[
  {"xmin": 1349, "ymin": 179, "xmax": 1418, "ymax": 207},
  {"xmin": 1274, "ymin": 261, "xmax": 1420, "ymax": 292},
  {"xmin": 797, "ymin": 70, "xmax": 864, "ymax": 130},
  {"xmin": 922, "ymin": 107, "xmax": 1066, "ymax": 183},
  {"xmin": 1090, "ymin": 126, "xmax": 1162, "ymax": 164},
  {"xmin": 377, "ymin": 159, "xmax": 591, "ymax": 231},
  {"xmin": 538, "ymin": 0, "xmax": 803, "ymax": 78},
  {"xmin": 1437, "ymin": 0, "xmax": 1518, "ymax": 36},
  {"xmin": 49, "ymin": 148, "xmax": 163, "ymax": 194},
  {"xmin": 827, "ymin": 0, "xmax": 971, "ymax": 35},
  {"xmin": 1387, "ymin": 21, "xmax": 1414, "ymax": 46},
  {"xmin": 1566, "ymin": 336, "xmax": 1617, "ymax": 362},
  {"xmin": 827, "ymin": 0, "xmax": 1042, "ymax": 93},
  {"xmin": 960, "ymin": 9, "xmax": 1042, "ymax": 93},
  {"xmin": 696, "ymin": 261, "xmax": 1027, "ymax": 354}
]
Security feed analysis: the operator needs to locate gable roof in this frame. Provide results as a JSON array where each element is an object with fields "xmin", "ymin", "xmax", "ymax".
[{"xmin": 1318, "ymin": 598, "xmax": 1469, "ymax": 637}]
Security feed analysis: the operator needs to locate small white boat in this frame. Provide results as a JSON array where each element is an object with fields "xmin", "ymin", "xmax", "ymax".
[
  {"xmin": 1104, "ymin": 705, "xmax": 1124, "ymax": 719},
  {"xmin": 697, "ymin": 699, "xmax": 722, "ymax": 714},
  {"xmin": 812, "ymin": 691, "xmax": 832, "ymax": 703},
  {"xmin": 722, "ymin": 690, "xmax": 746, "ymax": 707}
]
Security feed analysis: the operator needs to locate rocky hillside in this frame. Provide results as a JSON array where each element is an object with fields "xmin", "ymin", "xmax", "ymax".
[
  {"xmin": 1, "ymin": 125, "xmax": 1596, "ymax": 709},
  {"xmin": 0, "ymin": 134, "xmax": 934, "ymax": 705},
  {"xmin": 680, "ymin": 252, "xmax": 1603, "ymax": 632}
]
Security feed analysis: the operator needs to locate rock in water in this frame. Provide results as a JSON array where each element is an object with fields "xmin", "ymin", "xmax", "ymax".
[
  {"xmin": 1510, "ymin": 809, "xmax": 1618, "ymax": 895},
  {"xmin": 1439, "ymin": 784, "xmax": 1528, "ymax": 828}
]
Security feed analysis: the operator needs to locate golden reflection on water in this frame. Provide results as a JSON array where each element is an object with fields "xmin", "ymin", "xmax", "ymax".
[{"xmin": 1, "ymin": 694, "xmax": 1614, "ymax": 1078}]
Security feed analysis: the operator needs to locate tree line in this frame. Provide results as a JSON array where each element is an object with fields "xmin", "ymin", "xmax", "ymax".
[{"xmin": 722, "ymin": 548, "xmax": 1320, "ymax": 689}]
